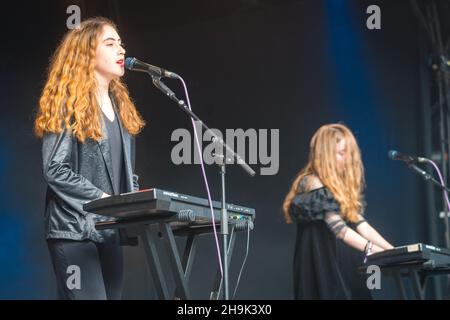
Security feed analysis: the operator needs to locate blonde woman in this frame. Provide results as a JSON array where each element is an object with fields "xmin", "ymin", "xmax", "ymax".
[
  {"xmin": 35, "ymin": 17, "xmax": 145, "ymax": 299},
  {"xmin": 283, "ymin": 124, "xmax": 393, "ymax": 300}
]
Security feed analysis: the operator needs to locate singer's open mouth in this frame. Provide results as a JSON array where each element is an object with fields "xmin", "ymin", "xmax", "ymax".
[{"xmin": 116, "ymin": 59, "xmax": 124, "ymax": 65}]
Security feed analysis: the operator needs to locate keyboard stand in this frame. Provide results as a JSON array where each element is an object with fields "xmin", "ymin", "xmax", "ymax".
[
  {"xmin": 383, "ymin": 264, "xmax": 429, "ymax": 300},
  {"xmin": 96, "ymin": 218, "xmax": 242, "ymax": 300},
  {"xmin": 361, "ymin": 262, "xmax": 450, "ymax": 299}
]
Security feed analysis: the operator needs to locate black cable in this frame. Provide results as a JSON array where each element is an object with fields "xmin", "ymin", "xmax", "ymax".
[{"xmin": 232, "ymin": 221, "xmax": 252, "ymax": 300}]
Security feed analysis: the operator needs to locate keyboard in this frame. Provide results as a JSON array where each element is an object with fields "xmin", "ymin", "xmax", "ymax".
[
  {"xmin": 366, "ymin": 243, "xmax": 450, "ymax": 268},
  {"xmin": 83, "ymin": 188, "xmax": 255, "ymax": 229}
]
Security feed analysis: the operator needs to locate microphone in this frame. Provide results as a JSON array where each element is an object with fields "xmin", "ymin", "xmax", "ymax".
[
  {"xmin": 125, "ymin": 57, "xmax": 179, "ymax": 79},
  {"xmin": 388, "ymin": 150, "xmax": 427, "ymax": 163}
]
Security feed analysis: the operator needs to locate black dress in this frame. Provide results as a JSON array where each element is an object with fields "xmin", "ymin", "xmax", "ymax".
[{"xmin": 290, "ymin": 181, "xmax": 372, "ymax": 300}]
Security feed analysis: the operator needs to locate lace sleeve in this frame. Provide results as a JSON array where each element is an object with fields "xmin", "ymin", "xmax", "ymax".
[
  {"xmin": 324, "ymin": 211, "xmax": 349, "ymax": 239},
  {"xmin": 354, "ymin": 216, "xmax": 367, "ymax": 228}
]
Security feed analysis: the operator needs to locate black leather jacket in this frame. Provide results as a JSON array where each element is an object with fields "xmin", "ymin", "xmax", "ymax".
[{"xmin": 41, "ymin": 100, "xmax": 139, "ymax": 243}]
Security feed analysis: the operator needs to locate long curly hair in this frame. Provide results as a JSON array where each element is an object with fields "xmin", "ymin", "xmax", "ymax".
[
  {"xmin": 283, "ymin": 123, "xmax": 365, "ymax": 224},
  {"xmin": 34, "ymin": 17, "xmax": 145, "ymax": 142}
]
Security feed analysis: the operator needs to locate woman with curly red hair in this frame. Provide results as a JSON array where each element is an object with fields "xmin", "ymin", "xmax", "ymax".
[{"xmin": 35, "ymin": 17, "xmax": 145, "ymax": 299}]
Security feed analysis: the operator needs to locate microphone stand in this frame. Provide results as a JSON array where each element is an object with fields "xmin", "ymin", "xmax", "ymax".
[
  {"xmin": 152, "ymin": 76, "xmax": 256, "ymax": 300},
  {"xmin": 407, "ymin": 161, "xmax": 450, "ymax": 241},
  {"xmin": 407, "ymin": 162, "xmax": 450, "ymax": 193}
]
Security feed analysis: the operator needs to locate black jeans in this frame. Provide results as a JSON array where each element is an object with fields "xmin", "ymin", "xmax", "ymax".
[{"xmin": 47, "ymin": 239, "xmax": 123, "ymax": 300}]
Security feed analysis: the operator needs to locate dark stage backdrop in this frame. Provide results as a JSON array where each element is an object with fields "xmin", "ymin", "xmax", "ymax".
[{"xmin": 0, "ymin": 0, "xmax": 437, "ymax": 299}]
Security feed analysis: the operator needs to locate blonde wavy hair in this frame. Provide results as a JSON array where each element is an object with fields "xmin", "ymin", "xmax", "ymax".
[
  {"xmin": 34, "ymin": 17, "xmax": 145, "ymax": 142},
  {"xmin": 283, "ymin": 123, "xmax": 365, "ymax": 224}
]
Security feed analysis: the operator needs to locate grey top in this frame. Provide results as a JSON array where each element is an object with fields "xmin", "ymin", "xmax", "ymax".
[{"xmin": 103, "ymin": 112, "xmax": 125, "ymax": 195}]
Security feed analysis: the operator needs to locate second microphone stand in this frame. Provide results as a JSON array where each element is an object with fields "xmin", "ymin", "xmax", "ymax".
[
  {"xmin": 407, "ymin": 160, "xmax": 450, "ymax": 248},
  {"xmin": 407, "ymin": 161, "xmax": 450, "ymax": 193}
]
